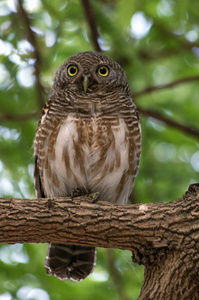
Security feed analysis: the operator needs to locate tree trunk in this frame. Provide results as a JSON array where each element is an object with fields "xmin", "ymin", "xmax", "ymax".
[{"xmin": 0, "ymin": 183, "xmax": 199, "ymax": 299}]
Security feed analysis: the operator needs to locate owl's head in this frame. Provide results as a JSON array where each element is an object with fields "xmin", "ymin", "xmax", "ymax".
[{"xmin": 52, "ymin": 51, "xmax": 130, "ymax": 95}]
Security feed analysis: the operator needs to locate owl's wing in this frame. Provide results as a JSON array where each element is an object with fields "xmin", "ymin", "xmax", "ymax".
[
  {"xmin": 36, "ymin": 99, "xmax": 52, "ymax": 128},
  {"xmin": 34, "ymin": 154, "xmax": 45, "ymax": 198},
  {"xmin": 34, "ymin": 99, "xmax": 52, "ymax": 198}
]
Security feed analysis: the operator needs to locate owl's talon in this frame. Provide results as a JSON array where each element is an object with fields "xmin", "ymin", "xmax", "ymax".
[
  {"xmin": 71, "ymin": 188, "xmax": 84, "ymax": 200},
  {"xmin": 89, "ymin": 192, "xmax": 100, "ymax": 203}
]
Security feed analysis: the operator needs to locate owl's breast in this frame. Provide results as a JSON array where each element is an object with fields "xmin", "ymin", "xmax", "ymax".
[{"xmin": 40, "ymin": 113, "xmax": 139, "ymax": 204}]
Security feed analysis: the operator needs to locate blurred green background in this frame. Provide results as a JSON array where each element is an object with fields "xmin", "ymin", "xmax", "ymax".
[{"xmin": 0, "ymin": 0, "xmax": 199, "ymax": 299}]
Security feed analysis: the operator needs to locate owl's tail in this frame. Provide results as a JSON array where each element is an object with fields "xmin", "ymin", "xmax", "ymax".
[{"xmin": 44, "ymin": 243, "xmax": 96, "ymax": 281}]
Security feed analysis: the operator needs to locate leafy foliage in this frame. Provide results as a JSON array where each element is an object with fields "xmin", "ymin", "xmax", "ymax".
[{"xmin": 0, "ymin": 0, "xmax": 198, "ymax": 299}]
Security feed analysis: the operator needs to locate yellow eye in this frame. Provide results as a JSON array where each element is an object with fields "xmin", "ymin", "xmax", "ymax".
[
  {"xmin": 67, "ymin": 65, "xmax": 78, "ymax": 77},
  {"xmin": 97, "ymin": 66, "xmax": 109, "ymax": 77}
]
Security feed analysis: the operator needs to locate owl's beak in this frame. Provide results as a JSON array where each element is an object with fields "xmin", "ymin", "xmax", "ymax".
[{"xmin": 83, "ymin": 75, "xmax": 89, "ymax": 93}]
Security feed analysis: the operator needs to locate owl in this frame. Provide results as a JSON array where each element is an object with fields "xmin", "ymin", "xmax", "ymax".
[{"xmin": 34, "ymin": 51, "xmax": 141, "ymax": 281}]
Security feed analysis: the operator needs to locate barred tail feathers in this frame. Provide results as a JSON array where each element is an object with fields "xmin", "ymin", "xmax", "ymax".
[{"xmin": 44, "ymin": 244, "xmax": 97, "ymax": 281}]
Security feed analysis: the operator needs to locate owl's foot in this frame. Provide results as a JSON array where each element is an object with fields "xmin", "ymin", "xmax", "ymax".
[
  {"xmin": 71, "ymin": 188, "xmax": 87, "ymax": 200},
  {"xmin": 71, "ymin": 188, "xmax": 100, "ymax": 203},
  {"xmin": 88, "ymin": 192, "xmax": 100, "ymax": 203}
]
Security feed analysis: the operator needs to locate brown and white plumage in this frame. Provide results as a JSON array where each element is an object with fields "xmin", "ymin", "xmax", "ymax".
[{"xmin": 34, "ymin": 51, "xmax": 141, "ymax": 281}]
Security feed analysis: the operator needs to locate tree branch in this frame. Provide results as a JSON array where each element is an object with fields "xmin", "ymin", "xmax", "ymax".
[
  {"xmin": 1, "ymin": 183, "xmax": 199, "ymax": 298},
  {"xmin": 132, "ymin": 75, "xmax": 199, "ymax": 98},
  {"xmin": 81, "ymin": 0, "xmax": 102, "ymax": 52},
  {"xmin": 17, "ymin": 0, "xmax": 46, "ymax": 109},
  {"xmin": 0, "ymin": 185, "xmax": 198, "ymax": 249},
  {"xmin": 138, "ymin": 47, "xmax": 182, "ymax": 61},
  {"xmin": 0, "ymin": 112, "xmax": 39, "ymax": 122},
  {"xmin": 137, "ymin": 106, "xmax": 199, "ymax": 139}
]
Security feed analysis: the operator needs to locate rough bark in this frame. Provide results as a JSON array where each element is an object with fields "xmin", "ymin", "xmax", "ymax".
[{"xmin": 0, "ymin": 183, "xmax": 199, "ymax": 299}]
